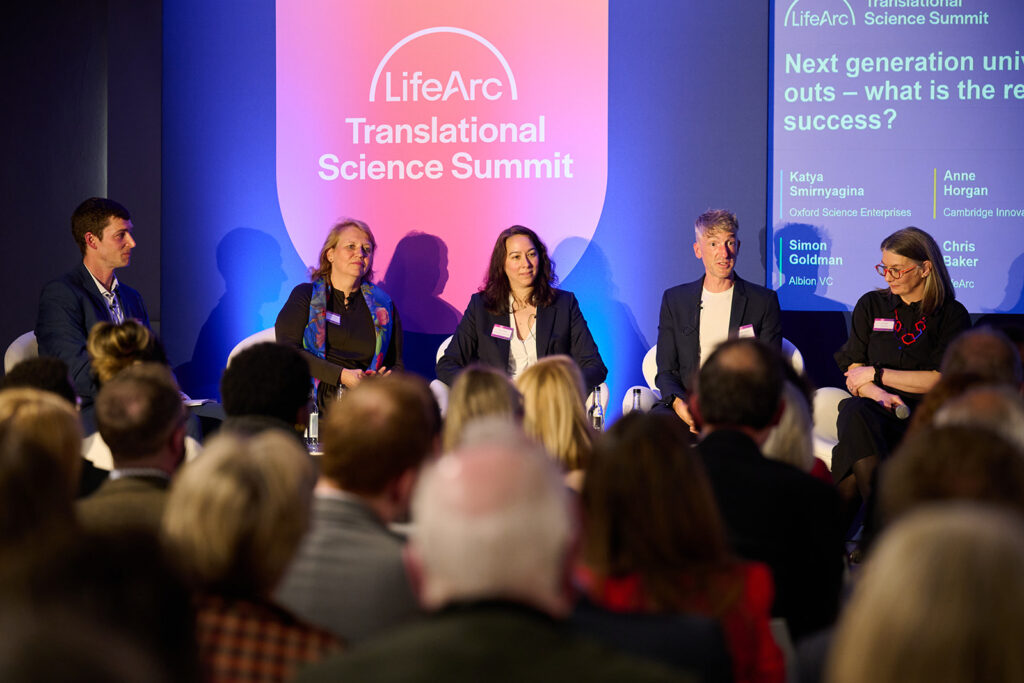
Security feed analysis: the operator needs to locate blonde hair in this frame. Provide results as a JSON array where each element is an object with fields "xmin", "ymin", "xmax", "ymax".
[
  {"xmin": 826, "ymin": 504, "xmax": 1024, "ymax": 683},
  {"xmin": 443, "ymin": 365, "xmax": 522, "ymax": 452},
  {"xmin": 694, "ymin": 209, "xmax": 739, "ymax": 240},
  {"xmin": 309, "ymin": 218, "xmax": 376, "ymax": 284},
  {"xmin": 516, "ymin": 356, "xmax": 593, "ymax": 472},
  {"xmin": 86, "ymin": 320, "xmax": 161, "ymax": 385},
  {"xmin": 162, "ymin": 430, "xmax": 314, "ymax": 597},
  {"xmin": 0, "ymin": 388, "xmax": 82, "ymax": 495},
  {"xmin": 762, "ymin": 382, "xmax": 815, "ymax": 472}
]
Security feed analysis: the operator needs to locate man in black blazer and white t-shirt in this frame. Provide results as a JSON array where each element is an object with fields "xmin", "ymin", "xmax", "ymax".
[{"xmin": 655, "ymin": 209, "xmax": 781, "ymax": 431}]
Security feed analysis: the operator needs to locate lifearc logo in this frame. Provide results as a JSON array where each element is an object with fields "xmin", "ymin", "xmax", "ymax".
[{"xmin": 783, "ymin": 0, "xmax": 857, "ymax": 27}]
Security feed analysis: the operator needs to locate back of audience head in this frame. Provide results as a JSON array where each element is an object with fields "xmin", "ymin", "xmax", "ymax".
[
  {"xmin": 906, "ymin": 371, "xmax": 989, "ymax": 436},
  {"xmin": 933, "ymin": 385, "xmax": 1024, "ymax": 451},
  {"xmin": 516, "ymin": 355, "xmax": 593, "ymax": 474},
  {"xmin": 826, "ymin": 504, "xmax": 1024, "ymax": 683},
  {"xmin": 412, "ymin": 419, "xmax": 572, "ymax": 616},
  {"xmin": 762, "ymin": 381, "xmax": 815, "ymax": 472},
  {"xmin": 1, "ymin": 357, "xmax": 77, "ymax": 405},
  {"xmin": 3, "ymin": 530, "xmax": 198, "ymax": 683},
  {"xmin": 940, "ymin": 325, "xmax": 1022, "ymax": 387},
  {"xmin": 442, "ymin": 364, "xmax": 522, "ymax": 452},
  {"xmin": 581, "ymin": 412, "xmax": 730, "ymax": 609},
  {"xmin": 87, "ymin": 320, "xmax": 167, "ymax": 386},
  {"xmin": 321, "ymin": 372, "xmax": 439, "ymax": 497},
  {"xmin": 163, "ymin": 429, "xmax": 314, "ymax": 599},
  {"xmin": 95, "ymin": 363, "xmax": 185, "ymax": 467},
  {"xmin": 0, "ymin": 417, "xmax": 78, "ymax": 557},
  {"xmin": 220, "ymin": 341, "xmax": 311, "ymax": 429},
  {"xmin": 881, "ymin": 425, "xmax": 1024, "ymax": 526},
  {"xmin": 695, "ymin": 338, "xmax": 783, "ymax": 434},
  {"xmin": 0, "ymin": 388, "xmax": 82, "ymax": 500}
]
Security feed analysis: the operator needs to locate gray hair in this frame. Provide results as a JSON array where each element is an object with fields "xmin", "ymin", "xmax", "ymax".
[{"xmin": 413, "ymin": 419, "xmax": 571, "ymax": 609}]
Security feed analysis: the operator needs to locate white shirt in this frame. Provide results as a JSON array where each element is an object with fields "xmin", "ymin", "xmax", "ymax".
[
  {"xmin": 507, "ymin": 296, "xmax": 538, "ymax": 379},
  {"xmin": 86, "ymin": 268, "xmax": 125, "ymax": 324},
  {"xmin": 699, "ymin": 285, "xmax": 734, "ymax": 369}
]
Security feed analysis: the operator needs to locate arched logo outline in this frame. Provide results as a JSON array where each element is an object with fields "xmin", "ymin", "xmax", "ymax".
[
  {"xmin": 369, "ymin": 26, "xmax": 519, "ymax": 102},
  {"xmin": 783, "ymin": 0, "xmax": 856, "ymax": 26}
]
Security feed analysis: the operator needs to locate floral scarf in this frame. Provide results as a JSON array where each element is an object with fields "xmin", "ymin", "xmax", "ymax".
[{"xmin": 302, "ymin": 278, "xmax": 394, "ymax": 395}]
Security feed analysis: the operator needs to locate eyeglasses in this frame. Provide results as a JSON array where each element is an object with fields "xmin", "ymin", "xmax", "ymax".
[{"xmin": 875, "ymin": 263, "xmax": 918, "ymax": 279}]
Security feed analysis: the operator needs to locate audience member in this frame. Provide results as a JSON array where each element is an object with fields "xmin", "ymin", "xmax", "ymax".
[
  {"xmin": 276, "ymin": 373, "xmax": 439, "ymax": 643},
  {"xmin": 762, "ymin": 381, "xmax": 831, "ymax": 484},
  {"xmin": 77, "ymin": 364, "xmax": 186, "ymax": 536},
  {"xmin": 578, "ymin": 411, "xmax": 783, "ymax": 683},
  {"xmin": 86, "ymin": 320, "xmax": 167, "ymax": 385},
  {"xmin": 163, "ymin": 430, "xmax": 339, "ymax": 682},
  {"xmin": 904, "ymin": 371, "xmax": 988, "ymax": 436},
  {"xmin": 826, "ymin": 505, "xmax": 1024, "ymax": 683},
  {"xmin": 441, "ymin": 364, "xmax": 522, "ymax": 452},
  {"xmin": 35, "ymin": 198, "xmax": 149, "ymax": 431},
  {"xmin": 693, "ymin": 339, "xmax": 844, "ymax": 641},
  {"xmin": 516, "ymin": 355, "xmax": 594, "ymax": 491},
  {"xmin": 939, "ymin": 325, "xmax": 1023, "ymax": 387},
  {"xmin": 1, "ymin": 357, "xmax": 77, "ymax": 404},
  {"xmin": 933, "ymin": 385, "xmax": 1024, "ymax": 450},
  {"xmin": 2, "ymin": 530, "xmax": 200, "ymax": 682},
  {"xmin": 298, "ymin": 419, "xmax": 689, "ymax": 683},
  {"xmin": 0, "ymin": 400, "xmax": 79, "ymax": 561},
  {"xmin": 220, "ymin": 341, "xmax": 312, "ymax": 439},
  {"xmin": 880, "ymin": 425, "xmax": 1024, "ymax": 526},
  {"xmin": 0, "ymin": 358, "xmax": 105, "ymax": 497}
]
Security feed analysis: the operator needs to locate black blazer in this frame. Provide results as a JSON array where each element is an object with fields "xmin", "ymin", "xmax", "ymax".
[
  {"xmin": 655, "ymin": 275, "xmax": 781, "ymax": 403},
  {"xmin": 436, "ymin": 289, "xmax": 607, "ymax": 390},
  {"xmin": 35, "ymin": 262, "xmax": 150, "ymax": 408},
  {"xmin": 697, "ymin": 429, "xmax": 844, "ymax": 641}
]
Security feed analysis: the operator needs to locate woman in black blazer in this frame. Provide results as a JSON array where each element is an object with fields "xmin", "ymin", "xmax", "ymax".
[{"xmin": 436, "ymin": 226, "xmax": 607, "ymax": 391}]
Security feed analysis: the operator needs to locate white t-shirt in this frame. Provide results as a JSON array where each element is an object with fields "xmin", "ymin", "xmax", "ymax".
[{"xmin": 699, "ymin": 286, "xmax": 734, "ymax": 369}]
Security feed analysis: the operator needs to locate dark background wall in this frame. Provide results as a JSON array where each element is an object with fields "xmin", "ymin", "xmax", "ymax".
[{"xmin": 1, "ymin": 0, "xmax": 161, "ymax": 351}]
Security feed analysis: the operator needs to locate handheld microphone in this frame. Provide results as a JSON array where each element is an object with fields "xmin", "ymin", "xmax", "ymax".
[{"xmin": 893, "ymin": 404, "xmax": 910, "ymax": 420}]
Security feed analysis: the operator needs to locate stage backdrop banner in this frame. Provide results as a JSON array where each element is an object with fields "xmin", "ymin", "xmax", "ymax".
[
  {"xmin": 276, "ymin": 0, "xmax": 608, "ymax": 314},
  {"xmin": 769, "ymin": 0, "xmax": 1024, "ymax": 314}
]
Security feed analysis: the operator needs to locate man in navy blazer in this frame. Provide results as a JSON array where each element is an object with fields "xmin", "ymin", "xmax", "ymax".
[
  {"xmin": 36, "ymin": 198, "xmax": 149, "ymax": 428},
  {"xmin": 656, "ymin": 209, "xmax": 781, "ymax": 430}
]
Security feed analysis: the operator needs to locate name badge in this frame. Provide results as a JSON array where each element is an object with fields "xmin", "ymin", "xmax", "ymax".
[
  {"xmin": 491, "ymin": 324, "xmax": 514, "ymax": 340},
  {"xmin": 873, "ymin": 318, "xmax": 895, "ymax": 331},
  {"xmin": 738, "ymin": 324, "xmax": 756, "ymax": 339},
  {"xmin": 326, "ymin": 311, "xmax": 341, "ymax": 325}
]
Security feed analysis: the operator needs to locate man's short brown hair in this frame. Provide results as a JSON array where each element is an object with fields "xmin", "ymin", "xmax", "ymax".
[
  {"xmin": 71, "ymin": 197, "xmax": 130, "ymax": 256},
  {"xmin": 96, "ymin": 363, "xmax": 184, "ymax": 463},
  {"xmin": 320, "ymin": 373, "xmax": 438, "ymax": 494}
]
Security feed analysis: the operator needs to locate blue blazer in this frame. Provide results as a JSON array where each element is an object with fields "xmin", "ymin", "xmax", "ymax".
[
  {"xmin": 35, "ymin": 263, "xmax": 150, "ymax": 409},
  {"xmin": 655, "ymin": 275, "xmax": 781, "ymax": 403},
  {"xmin": 436, "ymin": 289, "xmax": 607, "ymax": 390}
]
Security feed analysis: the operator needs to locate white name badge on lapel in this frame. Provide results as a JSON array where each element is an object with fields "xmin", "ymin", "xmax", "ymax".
[
  {"xmin": 738, "ymin": 324, "xmax": 756, "ymax": 339},
  {"xmin": 491, "ymin": 324, "xmax": 514, "ymax": 341},
  {"xmin": 873, "ymin": 318, "xmax": 896, "ymax": 332},
  {"xmin": 326, "ymin": 311, "xmax": 341, "ymax": 325}
]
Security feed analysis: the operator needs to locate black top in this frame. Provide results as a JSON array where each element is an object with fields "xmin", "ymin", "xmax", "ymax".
[
  {"xmin": 275, "ymin": 282, "xmax": 403, "ymax": 388},
  {"xmin": 834, "ymin": 289, "xmax": 970, "ymax": 403}
]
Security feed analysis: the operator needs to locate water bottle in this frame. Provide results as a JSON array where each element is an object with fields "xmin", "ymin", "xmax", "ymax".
[
  {"xmin": 588, "ymin": 385, "xmax": 605, "ymax": 431},
  {"xmin": 305, "ymin": 399, "xmax": 320, "ymax": 453},
  {"xmin": 631, "ymin": 387, "xmax": 642, "ymax": 413}
]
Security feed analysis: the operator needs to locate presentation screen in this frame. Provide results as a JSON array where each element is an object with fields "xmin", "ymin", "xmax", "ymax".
[{"xmin": 769, "ymin": 0, "xmax": 1024, "ymax": 313}]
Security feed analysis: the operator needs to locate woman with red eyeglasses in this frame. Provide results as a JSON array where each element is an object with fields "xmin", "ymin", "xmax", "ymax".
[{"xmin": 832, "ymin": 227, "xmax": 969, "ymax": 531}]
